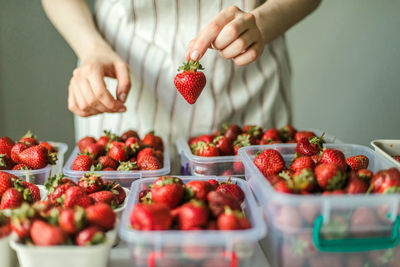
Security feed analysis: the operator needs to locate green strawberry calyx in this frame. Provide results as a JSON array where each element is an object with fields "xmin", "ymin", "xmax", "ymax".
[{"xmin": 177, "ymin": 60, "xmax": 204, "ymax": 72}]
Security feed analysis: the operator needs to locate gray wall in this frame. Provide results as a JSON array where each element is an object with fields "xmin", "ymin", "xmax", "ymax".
[{"xmin": 0, "ymin": 0, "xmax": 399, "ymax": 156}]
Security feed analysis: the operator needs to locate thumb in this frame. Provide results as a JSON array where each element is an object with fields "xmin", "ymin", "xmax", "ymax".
[{"xmin": 114, "ymin": 62, "xmax": 131, "ymax": 103}]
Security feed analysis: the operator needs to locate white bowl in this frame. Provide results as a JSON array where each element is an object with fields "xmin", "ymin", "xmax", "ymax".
[
  {"xmin": 10, "ymin": 227, "xmax": 116, "ymax": 267},
  {"xmin": 0, "ymin": 235, "xmax": 16, "ymax": 267},
  {"xmin": 371, "ymin": 139, "xmax": 400, "ymax": 168}
]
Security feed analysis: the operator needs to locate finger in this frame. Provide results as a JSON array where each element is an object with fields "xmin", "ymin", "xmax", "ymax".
[
  {"xmin": 186, "ymin": 39, "xmax": 196, "ymax": 61},
  {"xmin": 214, "ymin": 13, "xmax": 255, "ymax": 50},
  {"xmin": 72, "ymin": 80, "xmax": 99, "ymax": 116},
  {"xmin": 68, "ymin": 83, "xmax": 94, "ymax": 117},
  {"xmin": 188, "ymin": 6, "xmax": 240, "ymax": 61},
  {"xmin": 88, "ymin": 71, "xmax": 126, "ymax": 112},
  {"xmin": 114, "ymin": 62, "xmax": 131, "ymax": 103},
  {"xmin": 219, "ymin": 29, "xmax": 258, "ymax": 59},
  {"xmin": 77, "ymin": 77, "xmax": 110, "ymax": 113},
  {"xmin": 233, "ymin": 42, "xmax": 264, "ymax": 66}
]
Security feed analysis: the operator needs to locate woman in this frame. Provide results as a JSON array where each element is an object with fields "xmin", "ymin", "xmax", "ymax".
[{"xmin": 42, "ymin": 0, "xmax": 320, "ymax": 171}]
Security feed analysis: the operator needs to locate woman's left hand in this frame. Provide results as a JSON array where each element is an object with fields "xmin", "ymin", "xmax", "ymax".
[{"xmin": 186, "ymin": 6, "xmax": 264, "ymax": 66}]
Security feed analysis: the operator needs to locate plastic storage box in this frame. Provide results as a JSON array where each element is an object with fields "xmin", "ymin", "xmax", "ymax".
[
  {"xmin": 239, "ymin": 144, "xmax": 400, "ymax": 267},
  {"xmin": 3, "ymin": 142, "xmax": 68, "ymax": 184},
  {"xmin": 119, "ymin": 176, "xmax": 266, "ymax": 267},
  {"xmin": 63, "ymin": 147, "xmax": 170, "ymax": 187},
  {"xmin": 177, "ymin": 129, "xmax": 339, "ymax": 177},
  {"xmin": 371, "ymin": 139, "xmax": 400, "ymax": 168}
]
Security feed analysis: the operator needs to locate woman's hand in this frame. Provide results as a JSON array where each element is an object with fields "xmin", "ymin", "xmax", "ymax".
[
  {"xmin": 68, "ymin": 45, "xmax": 131, "ymax": 117},
  {"xmin": 186, "ymin": 6, "xmax": 264, "ymax": 66}
]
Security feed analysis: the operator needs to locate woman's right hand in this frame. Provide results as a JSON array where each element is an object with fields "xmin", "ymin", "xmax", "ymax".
[{"xmin": 68, "ymin": 45, "xmax": 131, "ymax": 117}]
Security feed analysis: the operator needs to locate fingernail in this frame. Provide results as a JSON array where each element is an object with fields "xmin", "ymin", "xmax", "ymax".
[
  {"xmin": 190, "ymin": 50, "xmax": 200, "ymax": 61},
  {"xmin": 118, "ymin": 107, "xmax": 126, "ymax": 112},
  {"xmin": 119, "ymin": 92, "xmax": 127, "ymax": 103}
]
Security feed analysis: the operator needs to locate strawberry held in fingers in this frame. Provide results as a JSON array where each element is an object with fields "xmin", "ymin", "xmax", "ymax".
[
  {"xmin": 130, "ymin": 203, "xmax": 172, "ymax": 230},
  {"xmin": 346, "ymin": 155, "xmax": 369, "ymax": 171},
  {"xmin": 174, "ymin": 60, "xmax": 206, "ymax": 104}
]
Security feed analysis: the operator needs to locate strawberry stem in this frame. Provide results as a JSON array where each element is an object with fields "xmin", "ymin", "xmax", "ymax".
[{"xmin": 177, "ymin": 60, "xmax": 204, "ymax": 72}]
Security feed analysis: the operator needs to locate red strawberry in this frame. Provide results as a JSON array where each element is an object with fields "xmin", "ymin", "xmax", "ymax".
[
  {"xmin": 89, "ymin": 191, "xmax": 118, "ymax": 207},
  {"xmin": 223, "ymin": 124, "xmax": 242, "ymax": 142},
  {"xmin": 178, "ymin": 200, "xmax": 209, "ymax": 230},
  {"xmin": 213, "ymin": 136, "xmax": 234, "ymax": 156},
  {"xmin": 290, "ymin": 156, "xmax": 315, "ymax": 172},
  {"xmin": 315, "ymin": 163, "xmax": 346, "ymax": 190},
  {"xmin": 48, "ymin": 183, "xmax": 75, "ymax": 205},
  {"xmin": 261, "ymin": 128, "xmax": 281, "ymax": 144},
  {"xmin": 296, "ymin": 136, "xmax": 324, "ymax": 156},
  {"xmin": 59, "ymin": 207, "xmax": 87, "ymax": 234},
  {"xmin": 97, "ymin": 155, "xmax": 118, "ymax": 170},
  {"xmin": 125, "ymin": 137, "xmax": 143, "ymax": 156},
  {"xmin": 344, "ymin": 172, "xmax": 368, "ymax": 194},
  {"xmin": 233, "ymin": 133, "xmax": 256, "ymax": 155},
  {"xmin": 121, "ymin": 129, "xmax": 140, "ymax": 141},
  {"xmin": 151, "ymin": 176, "xmax": 184, "ymax": 209},
  {"xmin": 311, "ymin": 154, "xmax": 321, "ymax": 165},
  {"xmin": 357, "ymin": 169, "xmax": 373, "ymax": 180},
  {"xmin": 130, "ymin": 203, "xmax": 172, "ymax": 230},
  {"xmin": 142, "ymin": 132, "xmax": 164, "ymax": 152},
  {"xmin": 207, "ymin": 191, "xmax": 241, "ymax": 217},
  {"xmin": 0, "ymin": 137, "xmax": 15, "ymax": 158},
  {"xmin": 189, "ymin": 134, "xmax": 214, "ymax": 146},
  {"xmin": 104, "ymin": 181, "xmax": 126, "ymax": 205},
  {"xmin": 18, "ymin": 130, "xmax": 39, "ymax": 146},
  {"xmin": 0, "ymin": 213, "xmax": 11, "ymax": 238},
  {"xmin": 279, "ymin": 125, "xmax": 297, "ymax": 142},
  {"xmin": 86, "ymin": 203, "xmax": 116, "ymax": 230},
  {"xmin": 265, "ymin": 174, "xmax": 282, "ymax": 185},
  {"xmin": 19, "ymin": 145, "xmax": 52, "ymax": 169},
  {"xmin": 370, "ymin": 168, "xmax": 400, "ymax": 194},
  {"xmin": 194, "ymin": 142, "xmax": 220, "ymax": 157},
  {"xmin": 0, "ymin": 171, "xmax": 15, "ymax": 197},
  {"xmin": 242, "ymin": 125, "xmax": 263, "ymax": 140},
  {"xmin": 76, "ymin": 226, "xmax": 105, "ymax": 246},
  {"xmin": 21, "ymin": 181, "xmax": 41, "ymax": 202},
  {"xmin": 290, "ymin": 168, "xmax": 317, "ymax": 193},
  {"xmin": 30, "ymin": 220, "xmax": 67, "ymax": 246},
  {"xmin": 0, "ymin": 188, "xmax": 23, "ymax": 209},
  {"xmin": 72, "ymin": 154, "xmax": 95, "ymax": 171},
  {"xmin": 117, "ymin": 160, "xmax": 139, "ymax": 171},
  {"xmin": 77, "ymin": 136, "xmax": 96, "ymax": 152},
  {"xmin": 217, "ymin": 207, "xmax": 250, "ymax": 230},
  {"xmin": 346, "ymin": 155, "xmax": 369, "ymax": 171},
  {"xmin": 10, "ymin": 203, "xmax": 35, "ymax": 238},
  {"xmin": 207, "ymin": 179, "xmax": 219, "ymax": 190},
  {"xmin": 107, "ymin": 141, "xmax": 129, "ymax": 162},
  {"xmin": 45, "ymin": 174, "xmax": 76, "ymax": 200},
  {"xmin": 97, "ymin": 130, "xmax": 120, "ymax": 148},
  {"xmin": 233, "ymin": 161, "xmax": 245, "ymax": 174},
  {"xmin": 174, "ymin": 60, "xmax": 206, "ymax": 104},
  {"xmin": 295, "ymin": 131, "xmax": 315, "ymax": 142},
  {"xmin": 39, "ymin": 141, "xmax": 57, "ymax": 153},
  {"xmin": 137, "ymin": 147, "xmax": 163, "ymax": 163},
  {"xmin": 137, "ymin": 155, "xmax": 162, "ymax": 170},
  {"xmin": 184, "ymin": 180, "xmax": 214, "ymax": 201},
  {"xmin": 274, "ymin": 180, "xmax": 292, "ymax": 193},
  {"xmin": 12, "ymin": 163, "xmax": 31, "ymax": 170},
  {"xmin": 394, "ymin": 155, "xmax": 400, "ymax": 163},
  {"xmin": 320, "ymin": 148, "xmax": 347, "ymax": 170},
  {"xmin": 0, "ymin": 154, "xmax": 14, "ymax": 170},
  {"xmin": 254, "ymin": 149, "xmax": 285, "ymax": 177},
  {"xmin": 216, "ymin": 177, "xmax": 245, "ymax": 202},
  {"xmin": 11, "ymin": 142, "xmax": 30, "ymax": 163},
  {"xmin": 83, "ymin": 143, "xmax": 105, "ymax": 159},
  {"xmin": 64, "ymin": 186, "xmax": 93, "ymax": 208},
  {"xmin": 78, "ymin": 173, "xmax": 104, "ymax": 194}
]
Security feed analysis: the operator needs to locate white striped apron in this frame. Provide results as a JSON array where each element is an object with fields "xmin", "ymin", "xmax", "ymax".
[{"xmin": 74, "ymin": 0, "xmax": 292, "ymax": 172}]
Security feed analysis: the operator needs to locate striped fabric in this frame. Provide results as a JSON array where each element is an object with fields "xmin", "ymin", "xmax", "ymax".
[{"xmin": 74, "ymin": 0, "xmax": 292, "ymax": 172}]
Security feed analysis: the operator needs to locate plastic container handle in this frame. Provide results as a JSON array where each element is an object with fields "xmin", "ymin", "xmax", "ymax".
[{"xmin": 313, "ymin": 215, "xmax": 400, "ymax": 252}]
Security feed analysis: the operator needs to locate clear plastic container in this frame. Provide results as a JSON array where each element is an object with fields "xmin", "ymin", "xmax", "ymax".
[
  {"xmin": 118, "ymin": 176, "xmax": 266, "ymax": 267},
  {"xmin": 238, "ymin": 143, "xmax": 400, "ymax": 267},
  {"xmin": 63, "ymin": 147, "xmax": 171, "ymax": 187},
  {"xmin": 177, "ymin": 129, "xmax": 339, "ymax": 177},
  {"xmin": 371, "ymin": 139, "xmax": 400, "ymax": 168},
  {"xmin": 2, "ymin": 142, "xmax": 68, "ymax": 184}
]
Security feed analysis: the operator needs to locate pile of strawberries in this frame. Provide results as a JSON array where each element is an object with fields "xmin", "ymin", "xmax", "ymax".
[
  {"xmin": 0, "ymin": 131, "xmax": 58, "ymax": 171},
  {"xmin": 254, "ymin": 134, "xmax": 400, "ymax": 195},
  {"xmin": 189, "ymin": 124, "xmax": 320, "ymax": 157},
  {"xmin": 44, "ymin": 173, "xmax": 126, "ymax": 209},
  {"xmin": 10, "ymin": 201, "xmax": 116, "ymax": 246},
  {"xmin": 73, "ymin": 130, "xmax": 164, "ymax": 171},
  {"xmin": 0, "ymin": 211, "xmax": 11, "ymax": 238},
  {"xmin": 130, "ymin": 176, "xmax": 250, "ymax": 231},
  {"xmin": 0, "ymin": 171, "xmax": 41, "ymax": 210}
]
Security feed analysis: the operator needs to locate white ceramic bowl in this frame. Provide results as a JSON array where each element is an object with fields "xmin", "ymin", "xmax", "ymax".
[
  {"xmin": 371, "ymin": 139, "xmax": 400, "ymax": 168},
  {"xmin": 10, "ymin": 227, "xmax": 117, "ymax": 267},
  {"xmin": 0, "ymin": 234, "xmax": 17, "ymax": 267}
]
